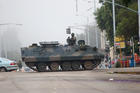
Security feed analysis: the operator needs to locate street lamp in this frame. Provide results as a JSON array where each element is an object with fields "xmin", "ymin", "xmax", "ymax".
[{"xmin": 102, "ymin": 0, "xmax": 116, "ymax": 57}]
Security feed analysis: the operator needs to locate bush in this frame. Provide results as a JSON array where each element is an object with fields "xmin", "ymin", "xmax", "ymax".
[{"xmin": 115, "ymin": 61, "xmax": 121, "ymax": 68}]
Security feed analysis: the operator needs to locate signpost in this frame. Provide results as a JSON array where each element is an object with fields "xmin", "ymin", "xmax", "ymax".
[
  {"xmin": 115, "ymin": 36, "xmax": 125, "ymax": 65},
  {"xmin": 115, "ymin": 36, "xmax": 125, "ymax": 48}
]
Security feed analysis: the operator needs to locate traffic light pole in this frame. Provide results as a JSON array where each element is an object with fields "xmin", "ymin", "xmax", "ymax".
[
  {"xmin": 138, "ymin": 0, "xmax": 140, "ymax": 53},
  {"xmin": 112, "ymin": 0, "xmax": 116, "ymax": 58}
]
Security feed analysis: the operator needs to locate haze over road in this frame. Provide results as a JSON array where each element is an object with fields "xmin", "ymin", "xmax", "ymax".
[{"xmin": 0, "ymin": 0, "xmax": 98, "ymax": 46}]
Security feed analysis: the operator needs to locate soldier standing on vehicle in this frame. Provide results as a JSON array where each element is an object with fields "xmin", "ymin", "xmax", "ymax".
[
  {"xmin": 67, "ymin": 36, "xmax": 71, "ymax": 45},
  {"xmin": 70, "ymin": 33, "xmax": 76, "ymax": 45}
]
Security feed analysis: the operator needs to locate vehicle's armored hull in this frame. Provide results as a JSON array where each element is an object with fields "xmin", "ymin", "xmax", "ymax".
[{"xmin": 21, "ymin": 42, "xmax": 104, "ymax": 72}]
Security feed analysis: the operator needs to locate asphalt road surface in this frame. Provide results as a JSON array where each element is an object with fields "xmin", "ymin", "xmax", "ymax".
[{"xmin": 0, "ymin": 70, "xmax": 140, "ymax": 93}]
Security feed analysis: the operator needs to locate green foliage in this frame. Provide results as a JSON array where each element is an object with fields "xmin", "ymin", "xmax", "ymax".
[
  {"xmin": 121, "ymin": 0, "xmax": 137, "ymax": 6},
  {"xmin": 95, "ymin": 0, "xmax": 138, "ymax": 47},
  {"xmin": 95, "ymin": 2, "xmax": 114, "ymax": 46},
  {"xmin": 116, "ymin": 2, "xmax": 138, "ymax": 40},
  {"xmin": 115, "ymin": 61, "xmax": 121, "ymax": 68}
]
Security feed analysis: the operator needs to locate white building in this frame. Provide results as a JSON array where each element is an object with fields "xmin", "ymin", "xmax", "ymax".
[{"xmin": 0, "ymin": 24, "xmax": 21, "ymax": 61}]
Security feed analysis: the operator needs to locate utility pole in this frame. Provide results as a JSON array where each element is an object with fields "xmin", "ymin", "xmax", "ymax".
[
  {"xmin": 132, "ymin": 37, "xmax": 135, "ymax": 56},
  {"xmin": 76, "ymin": 0, "xmax": 78, "ymax": 13},
  {"xmin": 138, "ymin": 0, "xmax": 140, "ymax": 52},
  {"xmin": 112, "ymin": 0, "xmax": 116, "ymax": 57},
  {"xmin": 87, "ymin": 17, "xmax": 90, "ymax": 45},
  {"xmin": 93, "ymin": 0, "xmax": 98, "ymax": 48}
]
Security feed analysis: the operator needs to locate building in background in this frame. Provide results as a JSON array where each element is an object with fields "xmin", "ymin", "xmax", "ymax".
[
  {"xmin": 0, "ymin": 24, "xmax": 21, "ymax": 61},
  {"xmin": 100, "ymin": 31, "xmax": 110, "ymax": 50},
  {"xmin": 76, "ymin": 25, "xmax": 102, "ymax": 49}
]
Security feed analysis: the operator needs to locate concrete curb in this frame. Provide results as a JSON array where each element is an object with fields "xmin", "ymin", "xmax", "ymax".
[{"xmin": 107, "ymin": 67, "xmax": 140, "ymax": 74}]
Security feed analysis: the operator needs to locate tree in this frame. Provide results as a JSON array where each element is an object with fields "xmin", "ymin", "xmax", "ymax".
[
  {"xmin": 95, "ymin": 1, "xmax": 114, "ymax": 46},
  {"xmin": 95, "ymin": 0, "xmax": 138, "ymax": 47},
  {"xmin": 116, "ymin": 2, "xmax": 138, "ymax": 41}
]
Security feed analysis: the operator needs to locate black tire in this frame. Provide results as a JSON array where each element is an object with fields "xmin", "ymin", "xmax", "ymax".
[
  {"xmin": 36, "ymin": 63, "xmax": 47, "ymax": 72},
  {"xmin": 49, "ymin": 62, "xmax": 59, "ymax": 71},
  {"xmin": 93, "ymin": 61, "xmax": 101, "ymax": 69},
  {"xmin": 61, "ymin": 62, "xmax": 71, "ymax": 71},
  {"xmin": 25, "ymin": 62, "xmax": 35, "ymax": 68},
  {"xmin": 25, "ymin": 62, "xmax": 37, "ymax": 71},
  {"xmin": 0, "ymin": 67, "xmax": 7, "ymax": 72},
  {"xmin": 83, "ymin": 61, "xmax": 93, "ymax": 70},
  {"xmin": 71, "ymin": 62, "xmax": 80, "ymax": 70}
]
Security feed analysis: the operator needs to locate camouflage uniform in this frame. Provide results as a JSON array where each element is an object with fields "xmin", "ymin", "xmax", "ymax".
[
  {"xmin": 70, "ymin": 33, "xmax": 76, "ymax": 45},
  {"xmin": 67, "ymin": 37, "xmax": 71, "ymax": 45}
]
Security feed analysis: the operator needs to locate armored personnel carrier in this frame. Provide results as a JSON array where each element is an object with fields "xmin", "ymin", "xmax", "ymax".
[{"xmin": 21, "ymin": 33, "xmax": 104, "ymax": 72}]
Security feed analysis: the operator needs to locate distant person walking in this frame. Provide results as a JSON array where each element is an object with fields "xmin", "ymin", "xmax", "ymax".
[{"xmin": 17, "ymin": 60, "xmax": 22, "ymax": 71}]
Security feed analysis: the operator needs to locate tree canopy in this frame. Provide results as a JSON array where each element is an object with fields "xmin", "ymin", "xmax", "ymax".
[{"xmin": 95, "ymin": 0, "xmax": 138, "ymax": 46}]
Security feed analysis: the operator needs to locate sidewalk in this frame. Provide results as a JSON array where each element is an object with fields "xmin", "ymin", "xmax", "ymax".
[{"xmin": 108, "ymin": 67, "xmax": 140, "ymax": 74}]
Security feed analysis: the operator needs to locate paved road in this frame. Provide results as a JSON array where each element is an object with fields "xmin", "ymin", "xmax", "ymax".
[{"xmin": 0, "ymin": 71, "xmax": 140, "ymax": 93}]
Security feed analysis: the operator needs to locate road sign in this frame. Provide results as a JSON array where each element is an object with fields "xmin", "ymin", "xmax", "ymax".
[
  {"xmin": 115, "ymin": 37, "xmax": 125, "ymax": 42},
  {"xmin": 66, "ymin": 28, "xmax": 71, "ymax": 34},
  {"xmin": 120, "ymin": 42, "xmax": 125, "ymax": 48},
  {"xmin": 115, "ymin": 42, "xmax": 120, "ymax": 46},
  {"xmin": 115, "ymin": 42, "xmax": 125, "ymax": 48}
]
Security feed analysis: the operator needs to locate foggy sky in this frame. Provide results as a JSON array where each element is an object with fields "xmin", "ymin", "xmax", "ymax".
[{"xmin": 0, "ymin": 0, "xmax": 98, "ymax": 47}]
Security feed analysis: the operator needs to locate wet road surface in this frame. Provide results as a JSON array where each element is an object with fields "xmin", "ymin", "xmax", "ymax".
[{"xmin": 0, "ymin": 70, "xmax": 140, "ymax": 93}]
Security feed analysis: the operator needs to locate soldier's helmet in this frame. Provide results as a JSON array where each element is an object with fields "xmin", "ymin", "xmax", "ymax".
[{"xmin": 71, "ymin": 33, "xmax": 75, "ymax": 37}]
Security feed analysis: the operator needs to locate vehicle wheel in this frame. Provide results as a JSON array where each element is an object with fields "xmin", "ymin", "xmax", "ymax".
[
  {"xmin": 71, "ymin": 62, "xmax": 80, "ymax": 70},
  {"xmin": 36, "ymin": 63, "xmax": 47, "ymax": 72},
  {"xmin": 25, "ymin": 62, "xmax": 37, "ymax": 71},
  {"xmin": 49, "ymin": 62, "xmax": 59, "ymax": 71},
  {"xmin": 84, "ymin": 61, "xmax": 93, "ymax": 70},
  {"xmin": 93, "ymin": 63, "xmax": 97, "ymax": 69},
  {"xmin": 93, "ymin": 61, "xmax": 100, "ymax": 69},
  {"xmin": 61, "ymin": 62, "xmax": 71, "ymax": 71},
  {"xmin": 0, "ymin": 67, "xmax": 7, "ymax": 72},
  {"xmin": 25, "ymin": 63, "xmax": 35, "ymax": 67}
]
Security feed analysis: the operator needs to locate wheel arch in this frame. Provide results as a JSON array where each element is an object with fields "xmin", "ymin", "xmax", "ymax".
[{"xmin": 0, "ymin": 66, "xmax": 7, "ymax": 71}]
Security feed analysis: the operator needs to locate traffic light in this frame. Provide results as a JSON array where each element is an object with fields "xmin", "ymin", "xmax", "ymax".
[{"xmin": 66, "ymin": 27, "xmax": 71, "ymax": 34}]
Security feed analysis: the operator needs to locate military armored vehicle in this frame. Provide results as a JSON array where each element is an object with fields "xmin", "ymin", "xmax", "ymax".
[{"xmin": 21, "ymin": 33, "xmax": 104, "ymax": 72}]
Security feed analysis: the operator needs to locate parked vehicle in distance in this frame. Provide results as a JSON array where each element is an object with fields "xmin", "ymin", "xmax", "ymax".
[{"xmin": 0, "ymin": 57, "xmax": 18, "ymax": 72}]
